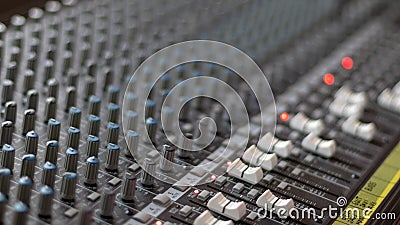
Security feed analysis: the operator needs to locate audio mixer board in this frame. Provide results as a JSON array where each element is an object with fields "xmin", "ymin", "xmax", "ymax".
[{"xmin": 0, "ymin": 0, "xmax": 399, "ymax": 225}]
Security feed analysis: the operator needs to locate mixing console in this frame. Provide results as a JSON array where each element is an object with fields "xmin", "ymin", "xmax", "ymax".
[{"xmin": 0, "ymin": 0, "xmax": 399, "ymax": 225}]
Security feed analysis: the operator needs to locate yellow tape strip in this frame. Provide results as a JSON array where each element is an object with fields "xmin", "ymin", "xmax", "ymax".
[{"xmin": 333, "ymin": 143, "xmax": 400, "ymax": 225}]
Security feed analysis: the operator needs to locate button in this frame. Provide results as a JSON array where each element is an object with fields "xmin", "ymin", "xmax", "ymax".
[
  {"xmin": 247, "ymin": 189, "xmax": 259, "ymax": 198},
  {"xmin": 190, "ymin": 167, "xmax": 207, "ymax": 177},
  {"xmin": 232, "ymin": 183, "xmax": 244, "ymax": 193},
  {"xmin": 153, "ymin": 194, "xmax": 171, "ymax": 207},
  {"xmin": 87, "ymin": 192, "xmax": 100, "ymax": 202},
  {"xmin": 193, "ymin": 210, "xmax": 233, "ymax": 225},
  {"xmin": 128, "ymin": 163, "xmax": 140, "ymax": 172},
  {"xmin": 335, "ymin": 86, "xmax": 367, "ymax": 106},
  {"xmin": 214, "ymin": 176, "xmax": 227, "ymax": 186},
  {"xmin": 198, "ymin": 190, "xmax": 211, "ymax": 201},
  {"xmin": 377, "ymin": 89, "xmax": 400, "ymax": 112},
  {"xmin": 329, "ymin": 100, "xmax": 363, "ymax": 118},
  {"xmin": 247, "ymin": 212, "xmax": 258, "ymax": 220},
  {"xmin": 12, "ymin": 201, "xmax": 29, "ymax": 225},
  {"xmin": 45, "ymin": 140, "xmax": 59, "ymax": 164},
  {"xmin": 289, "ymin": 112, "xmax": 324, "ymax": 135},
  {"xmin": 263, "ymin": 174, "xmax": 274, "ymax": 183},
  {"xmin": 275, "ymin": 198, "xmax": 295, "ymax": 218},
  {"xmin": 272, "ymin": 139, "xmax": 293, "ymax": 158},
  {"xmin": 277, "ymin": 182, "xmax": 288, "ymax": 189},
  {"xmin": 256, "ymin": 189, "xmax": 278, "ymax": 209},
  {"xmin": 179, "ymin": 205, "xmax": 193, "ymax": 217},
  {"xmin": 108, "ymin": 177, "xmax": 121, "ymax": 186},
  {"xmin": 64, "ymin": 147, "xmax": 78, "ymax": 172},
  {"xmin": 341, "ymin": 116, "xmax": 376, "ymax": 141},
  {"xmin": 86, "ymin": 135, "xmax": 100, "ymax": 157},
  {"xmin": 227, "ymin": 158, "xmax": 263, "ymax": 185},
  {"xmin": 292, "ymin": 168, "xmax": 302, "ymax": 176},
  {"xmin": 207, "ymin": 192, "xmax": 246, "ymax": 221},
  {"xmin": 64, "ymin": 208, "xmax": 79, "ymax": 218},
  {"xmin": 133, "ymin": 212, "xmax": 152, "ymax": 223},
  {"xmin": 301, "ymin": 133, "xmax": 336, "ymax": 158},
  {"xmin": 242, "ymin": 145, "xmax": 278, "ymax": 171}
]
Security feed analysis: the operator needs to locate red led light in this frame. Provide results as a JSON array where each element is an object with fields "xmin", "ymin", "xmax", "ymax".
[
  {"xmin": 323, "ymin": 73, "xmax": 335, "ymax": 86},
  {"xmin": 279, "ymin": 112, "xmax": 289, "ymax": 122},
  {"xmin": 210, "ymin": 175, "xmax": 216, "ymax": 181},
  {"xmin": 341, "ymin": 57, "xmax": 354, "ymax": 70},
  {"xmin": 194, "ymin": 189, "xmax": 200, "ymax": 195},
  {"xmin": 154, "ymin": 221, "xmax": 162, "ymax": 225},
  {"xmin": 226, "ymin": 161, "xmax": 232, "ymax": 166}
]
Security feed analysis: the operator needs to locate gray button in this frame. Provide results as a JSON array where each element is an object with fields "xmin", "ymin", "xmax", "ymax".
[
  {"xmin": 233, "ymin": 183, "xmax": 244, "ymax": 193},
  {"xmin": 179, "ymin": 205, "xmax": 193, "ymax": 217},
  {"xmin": 214, "ymin": 176, "xmax": 227, "ymax": 186},
  {"xmin": 190, "ymin": 167, "xmax": 207, "ymax": 177},
  {"xmin": 277, "ymin": 161, "xmax": 288, "ymax": 169},
  {"xmin": 197, "ymin": 190, "xmax": 210, "ymax": 201},
  {"xmin": 291, "ymin": 168, "xmax": 301, "ymax": 176},
  {"xmin": 247, "ymin": 211, "xmax": 258, "ymax": 220},
  {"xmin": 277, "ymin": 182, "xmax": 288, "ymax": 190},
  {"xmin": 247, "ymin": 189, "xmax": 259, "ymax": 198},
  {"xmin": 128, "ymin": 163, "xmax": 140, "ymax": 172},
  {"xmin": 87, "ymin": 192, "xmax": 100, "ymax": 202},
  {"xmin": 108, "ymin": 177, "xmax": 121, "ymax": 186},
  {"xmin": 64, "ymin": 208, "xmax": 78, "ymax": 218},
  {"xmin": 153, "ymin": 194, "xmax": 171, "ymax": 207},
  {"xmin": 263, "ymin": 174, "xmax": 274, "ymax": 183},
  {"xmin": 133, "ymin": 212, "xmax": 152, "ymax": 223}
]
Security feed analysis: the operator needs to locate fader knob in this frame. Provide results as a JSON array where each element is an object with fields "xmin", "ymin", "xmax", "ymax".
[
  {"xmin": 121, "ymin": 173, "xmax": 136, "ymax": 202},
  {"xmin": 60, "ymin": 172, "xmax": 77, "ymax": 201},
  {"xmin": 141, "ymin": 158, "xmax": 156, "ymax": 187},
  {"xmin": 38, "ymin": 185, "xmax": 54, "ymax": 218},
  {"xmin": 84, "ymin": 156, "xmax": 99, "ymax": 185},
  {"xmin": 100, "ymin": 187, "xmax": 116, "ymax": 218},
  {"xmin": 12, "ymin": 201, "xmax": 29, "ymax": 225}
]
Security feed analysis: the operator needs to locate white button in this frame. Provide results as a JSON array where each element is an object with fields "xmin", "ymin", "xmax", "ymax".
[
  {"xmin": 258, "ymin": 132, "xmax": 292, "ymax": 157},
  {"xmin": 378, "ymin": 89, "xmax": 400, "ymax": 112},
  {"xmin": 242, "ymin": 145, "xmax": 277, "ymax": 170},
  {"xmin": 329, "ymin": 100, "xmax": 363, "ymax": 118},
  {"xmin": 256, "ymin": 189, "xmax": 278, "ymax": 209},
  {"xmin": 275, "ymin": 198, "xmax": 294, "ymax": 218},
  {"xmin": 342, "ymin": 117, "xmax": 376, "ymax": 141},
  {"xmin": 226, "ymin": 158, "xmax": 263, "ymax": 184},
  {"xmin": 335, "ymin": 86, "xmax": 367, "ymax": 106},
  {"xmin": 392, "ymin": 82, "xmax": 400, "ymax": 95},
  {"xmin": 290, "ymin": 112, "xmax": 324, "ymax": 135},
  {"xmin": 301, "ymin": 133, "xmax": 336, "ymax": 158},
  {"xmin": 273, "ymin": 140, "xmax": 292, "ymax": 158},
  {"xmin": 242, "ymin": 145, "xmax": 264, "ymax": 165},
  {"xmin": 226, "ymin": 158, "xmax": 247, "ymax": 179},
  {"xmin": 207, "ymin": 192, "xmax": 246, "ymax": 221},
  {"xmin": 257, "ymin": 132, "xmax": 273, "ymax": 152},
  {"xmin": 194, "ymin": 210, "xmax": 234, "ymax": 225},
  {"xmin": 207, "ymin": 192, "xmax": 230, "ymax": 213},
  {"xmin": 224, "ymin": 201, "xmax": 246, "ymax": 221},
  {"xmin": 256, "ymin": 190, "xmax": 294, "ymax": 218}
]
